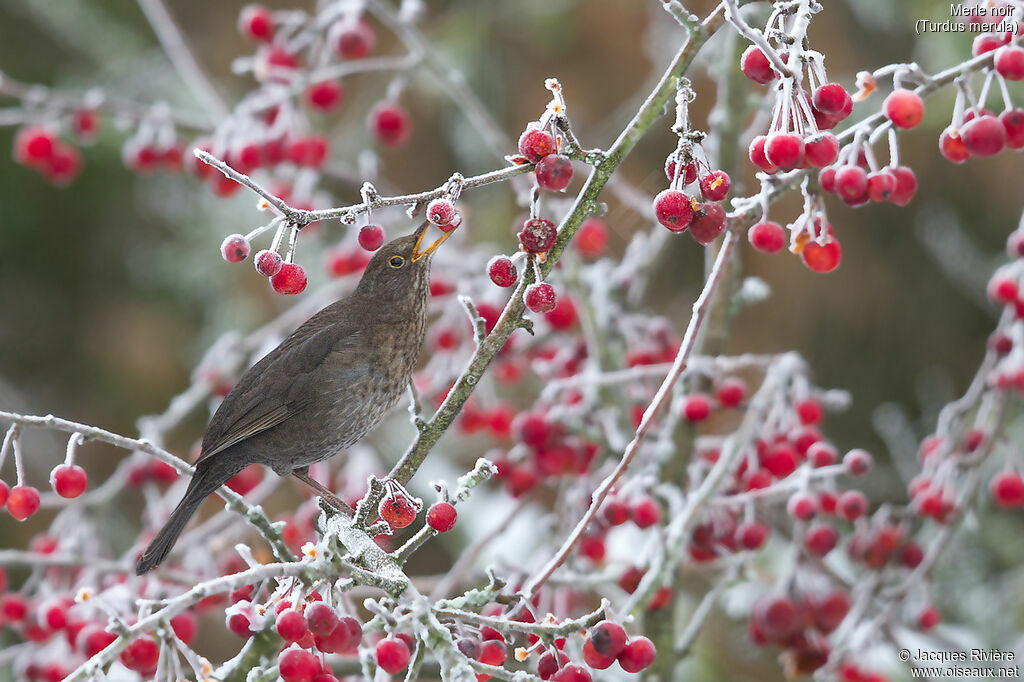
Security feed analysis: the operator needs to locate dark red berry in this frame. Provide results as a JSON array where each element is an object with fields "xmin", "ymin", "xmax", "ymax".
[
  {"xmin": 518, "ymin": 127, "xmax": 557, "ymax": 162},
  {"xmin": 279, "ymin": 646, "xmax": 321, "ymax": 681},
  {"xmin": 990, "ymin": 471, "xmax": 1024, "ymax": 507},
  {"xmin": 518, "ymin": 217, "xmax": 557, "ymax": 254},
  {"xmin": 653, "ymin": 189, "xmax": 693, "ymax": 232},
  {"xmin": 525, "ymin": 283, "xmax": 557, "ymax": 313},
  {"xmin": 336, "ymin": 19, "xmax": 376, "ymax": 59},
  {"xmin": 305, "ymin": 81, "xmax": 344, "ymax": 111},
  {"xmin": 304, "ymin": 602, "xmax": 339, "ymax": 637},
  {"xmin": 688, "ymin": 202, "xmax": 727, "ymax": 245},
  {"xmin": 120, "ymin": 636, "xmax": 159, "ymax": 672},
  {"xmin": 254, "ymin": 249, "xmax": 283, "ymax": 277},
  {"xmin": 535, "ymin": 154, "xmax": 573, "ymax": 191},
  {"xmin": 887, "ymin": 165, "xmax": 918, "ymax": 206},
  {"xmin": 764, "ymin": 132, "xmax": 806, "ymax": 171},
  {"xmin": 488, "ymin": 255, "xmax": 518, "ymax": 287},
  {"xmin": 379, "ymin": 492, "xmax": 418, "ymax": 528},
  {"xmin": 804, "ymin": 523, "xmax": 838, "ymax": 556},
  {"xmin": 588, "ymin": 620, "xmax": 627, "ymax": 657}
]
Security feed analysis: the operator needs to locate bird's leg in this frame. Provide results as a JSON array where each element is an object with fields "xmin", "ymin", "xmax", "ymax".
[{"xmin": 292, "ymin": 468, "xmax": 355, "ymax": 517}]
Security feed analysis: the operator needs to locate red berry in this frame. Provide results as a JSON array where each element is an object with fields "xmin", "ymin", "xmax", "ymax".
[
  {"xmin": 525, "ymin": 283, "xmax": 557, "ymax": 313},
  {"xmin": 0, "ymin": 480, "xmax": 7, "ymax": 509},
  {"xmin": 665, "ymin": 156, "xmax": 698, "ymax": 184},
  {"xmin": 748, "ymin": 135, "xmax": 778, "ymax": 173},
  {"xmin": 369, "ymin": 102, "xmax": 411, "ymax": 147},
  {"xmin": 581, "ymin": 640, "xmax": 614, "ymax": 670},
  {"xmin": 764, "ymin": 132, "xmax": 805, "ymax": 171},
  {"xmin": 812, "ymin": 83, "xmax": 851, "ymax": 115},
  {"xmin": 305, "ymin": 602, "xmax": 339, "ymax": 637},
  {"xmin": 551, "ymin": 664, "xmax": 592, "ymax": 682},
  {"xmin": 71, "ymin": 109, "xmax": 100, "ymax": 142},
  {"xmin": 575, "ymin": 217, "xmax": 608, "ymax": 259},
  {"xmin": 617, "ymin": 636, "xmax": 657, "ymax": 673},
  {"xmin": 221, "ymin": 234, "xmax": 251, "ymax": 263},
  {"xmin": 457, "ymin": 637, "xmax": 482, "ymax": 661},
  {"xmin": 7, "ymin": 485, "xmax": 40, "ymax": 521},
  {"xmin": 376, "ymin": 637, "xmax": 412, "ymax": 674},
  {"xmin": 990, "ymin": 471, "xmax": 1024, "ymax": 507},
  {"xmin": 277, "ymin": 610, "xmax": 309, "ymax": 642},
  {"xmin": 77, "ymin": 623, "xmax": 117, "ymax": 657},
  {"xmin": 271, "ymin": 263, "xmax": 307, "ymax": 295},
  {"xmin": 844, "ymin": 449, "xmax": 873, "ymax": 475},
  {"xmin": 488, "ymin": 255, "xmax": 518, "ymax": 287},
  {"xmin": 939, "ymin": 127, "xmax": 969, "ymax": 163},
  {"xmin": 796, "ymin": 399, "xmax": 823, "ymax": 425},
  {"xmin": 962, "ymin": 115, "xmax": 1006, "ymax": 157},
  {"xmin": 918, "ymin": 606, "xmax": 941, "ymax": 631},
  {"xmin": 887, "ymin": 165, "xmax": 918, "ymax": 206},
  {"xmin": 996, "ymin": 45, "xmax": 1024, "ymax": 80},
  {"xmin": 689, "ymin": 202, "xmax": 727, "ymax": 245},
  {"xmin": 279, "ymin": 646, "xmax": 321, "ymax": 681},
  {"xmin": 588, "ymin": 620, "xmax": 627, "ymax": 657},
  {"xmin": 305, "ymin": 81, "xmax": 344, "ymax": 111},
  {"xmin": 46, "ymin": 144, "xmax": 82, "ymax": 185},
  {"xmin": 1001, "ymin": 109, "xmax": 1024, "ymax": 149},
  {"xmin": 653, "ymin": 189, "xmax": 693, "ymax": 232},
  {"xmin": 518, "ymin": 127, "xmax": 557, "ymax": 162},
  {"xmin": 15, "ymin": 126, "xmax": 56, "ymax": 166},
  {"xmin": 239, "ymin": 5, "xmax": 274, "ymax": 42},
  {"xmin": 716, "ymin": 377, "xmax": 747, "ymax": 407},
  {"xmin": 866, "ymin": 170, "xmax": 897, "ymax": 202},
  {"xmin": 683, "ymin": 393, "xmax": 712, "ymax": 422},
  {"xmin": 813, "ymin": 591, "xmax": 851, "ymax": 633},
  {"xmin": 804, "ymin": 523, "xmax": 838, "ymax": 556},
  {"xmin": 426, "ymin": 199, "xmax": 457, "ymax": 226},
  {"xmin": 535, "ymin": 154, "xmax": 573, "ymax": 191},
  {"xmin": 748, "ymin": 220, "xmax": 786, "ymax": 253},
  {"xmin": 480, "ymin": 639, "xmax": 507, "ymax": 665},
  {"xmin": 379, "ymin": 491, "xmax": 418, "ymax": 528},
  {"xmin": 834, "ymin": 165, "xmax": 868, "ymax": 202},
  {"xmin": 804, "ymin": 132, "xmax": 839, "ymax": 168},
  {"xmin": 884, "ymin": 89, "xmax": 924, "ymax": 129},
  {"xmin": 788, "ymin": 493, "xmax": 819, "ymax": 520},
  {"xmin": 255, "ymin": 249, "xmax": 282, "ymax": 277},
  {"xmin": 699, "ymin": 170, "xmax": 731, "ymax": 201},
  {"xmin": 740, "ymin": 46, "xmax": 776, "ymax": 84},
  {"xmin": 50, "ymin": 464, "xmax": 87, "ymax": 498},
  {"xmin": 736, "ymin": 520, "xmax": 770, "ymax": 549},
  {"xmin": 544, "ymin": 297, "xmax": 577, "ymax": 330},
  {"xmin": 838, "ymin": 490, "xmax": 869, "ymax": 521},
  {"xmin": 358, "ymin": 224, "xmax": 386, "ymax": 251},
  {"xmin": 120, "ymin": 636, "xmax": 159, "ymax": 672},
  {"xmin": 519, "ymin": 217, "xmax": 557, "ymax": 254},
  {"xmin": 974, "ymin": 32, "xmax": 1007, "ymax": 56},
  {"xmin": 336, "ymin": 19, "xmax": 376, "ymax": 59},
  {"xmin": 539, "ymin": 649, "xmax": 572, "ymax": 677},
  {"xmin": 631, "ymin": 497, "xmax": 661, "ymax": 528},
  {"xmin": 286, "ymin": 135, "xmax": 330, "ymax": 167},
  {"xmin": 426, "ymin": 501, "xmax": 457, "ymax": 532},
  {"xmin": 315, "ymin": 616, "xmax": 361, "ymax": 654},
  {"xmin": 819, "ymin": 166, "xmax": 837, "ymax": 193}
]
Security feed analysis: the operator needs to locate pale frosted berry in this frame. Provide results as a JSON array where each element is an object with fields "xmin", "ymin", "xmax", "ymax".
[
  {"xmin": 518, "ymin": 217, "xmax": 557, "ymax": 254},
  {"xmin": 689, "ymin": 202, "xmax": 726, "ymax": 245},
  {"xmin": 15, "ymin": 126, "xmax": 56, "ymax": 166},
  {"xmin": 305, "ymin": 81, "xmax": 344, "ymax": 111},
  {"xmin": 379, "ymin": 491, "xmax": 418, "ymax": 528},
  {"xmin": 990, "ymin": 471, "xmax": 1024, "ymax": 507},
  {"xmin": 271, "ymin": 263, "xmax": 307, "ymax": 295},
  {"xmin": 617, "ymin": 636, "xmax": 656, "ymax": 673},
  {"xmin": 740, "ymin": 46, "xmax": 776, "ymax": 84},
  {"xmin": 426, "ymin": 501, "xmax": 457, "ymax": 532},
  {"xmin": 426, "ymin": 198, "xmax": 456, "ymax": 226},
  {"xmin": 802, "ymin": 239, "xmax": 842, "ymax": 273},
  {"xmin": 962, "ymin": 115, "xmax": 1006, "ymax": 156},
  {"xmin": 575, "ymin": 217, "xmax": 608, "ymax": 259},
  {"xmin": 239, "ymin": 5, "xmax": 275, "ymax": 42},
  {"xmin": 804, "ymin": 132, "xmax": 839, "ymax": 167},
  {"xmin": 939, "ymin": 127, "xmax": 969, "ymax": 163},
  {"xmin": 254, "ymin": 249, "xmax": 283, "ymax": 277},
  {"xmin": 837, "ymin": 490, "xmax": 868, "ymax": 521},
  {"xmin": 518, "ymin": 127, "xmax": 556, "ymax": 162},
  {"xmin": 996, "ymin": 45, "xmax": 1024, "ymax": 80},
  {"xmin": 844, "ymin": 449, "xmax": 873, "ymax": 475},
  {"xmin": 787, "ymin": 493, "xmax": 818, "ymax": 520},
  {"xmin": 540, "ymin": 649, "xmax": 572, "ymax": 677},
  {"xmin": 812, "ymin": 83, "xmax": 851, "ymax": 115},
  {"xmin": 221, "ymin": 234, "xmax": 251, "ymax": 263},
  {"xmin": 764, "ymin": 132, "xmax": 805, "ymax": 171},
  {"xmin": 748, "ymin": 221, "xmax": 786, "ymax": 253},
  {"xmin": 71, "ymin": 109, "xmax": 100, "ymax": 142},
  {"xmin": 653, "ymin": 189, "xmax": 693, "ymax": 233},
  {"xmin": 834, "ymin": 165, "xmax": 868, "ymax": 203},
  {"xmin": 699, "ymin": 170, "xmax": 731, "ymax": 201},
  {"xmin": 884, "ymin": 89, "xmax": 924, "ymax": 129},
  {"xmin": 535, "ymin": 154, "xmax": 573, "ymax": 191},
  {"xmin": 369, "ymin": 102, "xmax": 411, "ymax": 147},
  {"xmin": 487, "ymin": 255, "xmax": 518, "ymax": 287},
  {"xmin": 7, "ymin": 485, "xmax": 40, "ymax": 521},
  {"xmin": 974, "ymin": 32, "xmax": 1007, "ymax": 56},
  {"xmin": 375, "ymin": 637, "xmax": 411, "ymax": 674},
  {"xmin": 358, "ymin": 224, "xmax": 386, "ymax": 251},
  {"xmin": 524, "ymin": 283, "xmax": 557, "ymax": 313},
  {"xmin": 336, "ymin": 19, "xmax": 376, "ymax": 59},
  {"xmin": 0, "ymin": 481, "xmax": 7, "ymax": 509},
  {"xmin": 50, "ymin": 464, "xmax": 88, "ymax": 498},
  {"xmin": 866, "ymin": 170, "xmax": 897, "ymax": 202}
]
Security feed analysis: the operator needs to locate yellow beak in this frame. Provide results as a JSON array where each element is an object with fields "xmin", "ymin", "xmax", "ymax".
[{"xmin": 411, "ymin": 220, "xmax": 456, "ymax": 262}]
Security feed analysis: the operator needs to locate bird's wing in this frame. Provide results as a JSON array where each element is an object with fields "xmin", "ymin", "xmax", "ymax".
[{"xmin": 197, "ymin": 302, "xmax": 367, "ymax": 462}]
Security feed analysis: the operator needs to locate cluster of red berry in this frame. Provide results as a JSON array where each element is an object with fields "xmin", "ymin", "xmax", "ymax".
[
  {"xmin": 1, "ymin": 461, "xmax": 89, "ymax": 522},
  {"xmin": 12, "ymin": 124, "xmax": 89, "ymax": 186}
]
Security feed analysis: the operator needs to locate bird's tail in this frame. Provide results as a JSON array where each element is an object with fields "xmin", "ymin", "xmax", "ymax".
[{"xmin": 135, "ymin": 455, "xmax": 246, "ymax": 575}]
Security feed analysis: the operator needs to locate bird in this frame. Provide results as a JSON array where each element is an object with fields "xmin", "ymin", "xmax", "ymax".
[{"xmin": 136, "ymin": 221, "xmax": 452, "ymax": 575}]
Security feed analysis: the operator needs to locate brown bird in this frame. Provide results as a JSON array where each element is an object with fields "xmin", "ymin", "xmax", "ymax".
[{"xmin": 136, "ymin": 222, "xmax": 452, "ymax": 574}]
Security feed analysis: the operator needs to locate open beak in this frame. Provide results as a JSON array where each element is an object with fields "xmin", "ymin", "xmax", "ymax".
[{"xmin": 411, "ymin": 220, "xmax": 456, "ymax": 262}]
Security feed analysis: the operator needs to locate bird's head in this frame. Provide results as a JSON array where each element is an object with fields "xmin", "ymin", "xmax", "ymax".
[{"xmin": 354, "ymin": 221, "xmax": 452, "ymax": 303}]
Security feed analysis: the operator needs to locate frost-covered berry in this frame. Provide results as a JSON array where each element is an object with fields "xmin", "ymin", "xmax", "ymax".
[
  {"xmin": 369, "ymin": 102, "xmax": 411, "ymax": 147},
  {"xmin": 488, "ymin": 255, "xmax": 518, "ymax": 287},
  {"xmin": 812, "ymin": 83, "xmax": 851, "ymax": 115},
  {"xmin": 278, "ymin": 646, "xmax": 321, "ymax": 681},
  {"xmin": 518, "ymin": 127, "xmax": 557, "ymax": 162},
  {"xmin": 375, "ymin": 637, "xmax": 411, "ymax": 674},
  {"xmin": 7, "ymin": 485, "xmax": 40, "ymax": 521},
  {"xmin": 518, "ymin": 217, "xmax": 557, "ymax": 254},
  {"xmin": 271, "ymin": 263, "xmax": 307, "ymax": 295},
  {"xmin": 358, "ymin": 224, "xmax": 386, "ymax": 251},
  {"xmin": 50, "ymin": 464, "xmax": 88, "ymax": 498},
  {"xmin": 426, "ymin": 501, "xmax": 457, "ymax": 532},
  {"xmin": 748, "ymin": 135, "xmax": 778, "ymax": 173},
  {"xmin": 15, "ymin": 126, "xmax": 56, "ymax": 166},
  {"xmin": 887, "ymin": 165, "xmax": 918, "ymax": 206},
  {"xmin": 801, "ymin": 238, "xmax": 842, "ymax": 273},
  {"xmin": 305, "ymin": 81, "xmax": 344, "ymax": 111},
  {"xmin": 699, "ymin": 170, "xmax": 731, "ymax": 202},
  {"xmin": 221, "ymin": 234, "xmax": 251, "ymax": 263},
  {"xmin": 740, "ymin": 46, "xmax": 777, "ymax": 84},
  {"xmin": 962, "ymin": 114, "xmax": 1006, "ymax": 156},
  {"xmin": 336, "ymin": 19, "xmax": 376, "ymax": 60},
  {"xmin": 254, "ymin": 249, "xmax": 283, "ymax": 277},
  {"xmin": 426, "ymin": 199, "xmax": 457, "ymax": 227},
  {"xmin": 379, "ymin": 491, "xmax": 418, "ymax": 528},
  {"xmin": 535, "ymin": 154, "xmax": 573, "ymax": 191},
  {"xmin": 884, "ymin": 89, "xmax": 924, "ymax": 129},
  {"xmin": 689, "ymin": 202, "xmax": 726, "ymax": 245},
  {"xmin": 764, "ymin": 132, "xmax": 805, "ymax": 171},
  {"xmin": 653, "ymin": 189, "xmax": 693, "ymax": 233},
  {"xmin": 524, "ymin": 283, "xmax": 557, "ymax": 313},
  {"xmin": 239, "ymin": 5, "xmax": 275, "ymax": 42},
  {"xmin": 804, "ymin": 132, "xmax": 839, "ymax": 167},
  {"xmin": 990, "ymin": 471, "xmax": 1024, "ymax": 507},
  {"xmin": 575, "ymin": 217, "xmax": 608, "ymax": 259},
  {"xmin": 304, "ymin": 602, "xmax": 339, "ymax": 637},
  {"xmin": 748, "ymin": 221, "xmax": 786, "ymax": 253},
  {"xmin": 120, "ymin": 636, "xmax": 160, "ymax": 672}
]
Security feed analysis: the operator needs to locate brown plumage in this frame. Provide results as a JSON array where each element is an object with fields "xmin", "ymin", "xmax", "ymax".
[{"xmin": 136, "ymin": 222, "xmax": 447, "ymax": 574}]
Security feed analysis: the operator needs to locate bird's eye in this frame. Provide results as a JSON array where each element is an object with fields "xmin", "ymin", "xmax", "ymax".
[{"xmin": 388, "ymin": 255, "xmax": 405, "ymax": 269}]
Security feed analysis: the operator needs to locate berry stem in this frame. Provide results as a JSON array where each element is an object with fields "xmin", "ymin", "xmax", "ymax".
[{"xmin": 65, "ymin": 432, "xmax": 84, "ymax": 466}]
